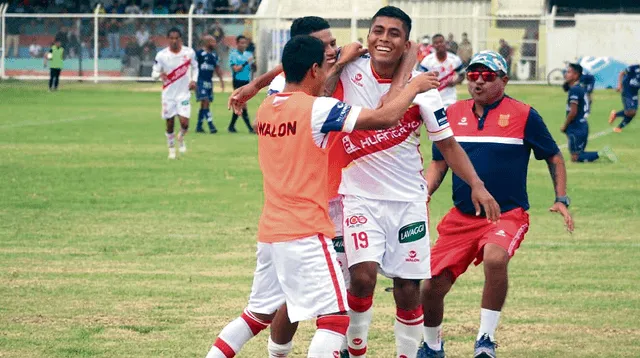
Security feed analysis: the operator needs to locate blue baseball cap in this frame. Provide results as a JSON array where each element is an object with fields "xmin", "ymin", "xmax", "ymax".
[{"xmin": 467, "ymin": 50, "xmax": 509, "ymax": 74}]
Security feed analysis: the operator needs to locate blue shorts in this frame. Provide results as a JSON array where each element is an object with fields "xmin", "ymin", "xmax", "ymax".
[
  {"xmin": 622, "ymin": 94, "xmax": 638, "ymax": 111},
  {"xmin": 566, "ymin": 127, "xmax": 588, "ymax": 154},
  {"xmin": 197, "ymin": 82, "xmax": 213, "ymax": 102}
]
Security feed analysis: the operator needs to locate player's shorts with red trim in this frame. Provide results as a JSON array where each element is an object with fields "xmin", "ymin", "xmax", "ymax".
[
  {"xmin": 431, "ymin": 207, "xmax": 529, "ymax": 282},
  {"xmin": 247, "ymin": 234, "xmax": 348, "ymax": 323},
  {"xmin": 162, "ymin": 98, "xmax": 191, "ymax": 119},
  {"xmin": 342, "ymin": 195, "xmax": 431, "ymax": 280}
]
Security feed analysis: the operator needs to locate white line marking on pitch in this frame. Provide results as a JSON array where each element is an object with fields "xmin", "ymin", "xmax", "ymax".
[
  {"xmin": 0, "ymin": 115, "xmax": 96, "ymax": 130},
  {"xmin": 558, "ymin": 128, "xmax": 614, "ymax": 149}
]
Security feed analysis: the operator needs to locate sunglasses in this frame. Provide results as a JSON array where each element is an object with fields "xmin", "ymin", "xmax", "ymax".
[{"xmin": 466, "ymin": 71, "xmax": 499, "ymax": 82}]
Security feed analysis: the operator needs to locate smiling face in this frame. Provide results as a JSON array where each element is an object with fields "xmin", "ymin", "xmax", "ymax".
[
  {"xmin": 367, "ymin": 16, "xmax": 409, "ymax": 68},
  {"xmin": 310, "ymin": 28, "xmax": 338, "ymax": 68},
  {"xmin": 432, "ymin": 35, "xmax": 446, "ymax": 55}
]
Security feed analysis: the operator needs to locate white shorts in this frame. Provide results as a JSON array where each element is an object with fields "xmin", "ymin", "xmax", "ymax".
[
  {"xmin": 329, "ymin": 196, "xmax": 349, "ymax": 287},
  {"xmin": 247, "ymin": 234, "xmax": 348, "ymax": 323},
  {"xmin": 342, "ymin": 195, "xmax": 431, "ymax": 280},
  {"xmin": 162, "ymin": 98, "xmax": 191, "ymax": 119}
]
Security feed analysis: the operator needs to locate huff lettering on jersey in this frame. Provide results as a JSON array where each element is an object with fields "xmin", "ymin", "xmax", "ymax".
[
  {"xmin": 255, "ymin": 92, "xmax": 360, "ymax": 243},
  {"xmin": 434, "ymin": 97, "xmax": 559, "ymax": 215},
  {"xmin": 336, "ymin": 55, "xmax": 453, "ymax": 202}
]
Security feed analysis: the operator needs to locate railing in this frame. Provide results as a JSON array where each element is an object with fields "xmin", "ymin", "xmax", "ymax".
[{"xmin": 1, "ymin": 3, "xmax": 638, "ymax": 84}]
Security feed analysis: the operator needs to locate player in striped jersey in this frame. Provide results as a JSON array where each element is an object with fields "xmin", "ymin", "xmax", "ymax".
[{"xmin": 152, "ymin": 28, "xmax": 198, "ymax": 159}]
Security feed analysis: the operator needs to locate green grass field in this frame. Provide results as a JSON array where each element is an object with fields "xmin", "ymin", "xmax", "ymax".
[{"xmin": 1, "ymin": 80, "xmax": 639, "ymax": 358}]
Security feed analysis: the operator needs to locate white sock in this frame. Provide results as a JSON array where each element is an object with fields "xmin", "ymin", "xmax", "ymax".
[
  {"xmin": 394, "ymin": 307, "xmax": 423, "ymax": 357},
  {"xmin": 165, "ymin": 132, "xmax": 175, "ymax": 148},
  {"xmin": 477, "ymin": 308, "xmax": 501, "ymax": 341},
  {"xmin": 268, "ymin": 336, "xmax": 293, "ymax": 358},
  {"xmin": 347, "ymin": 293, "xmax": 373, "ymax": 357},
  {"xmin": 178, "ymin": 128, "xmax": 187, "ymax": 144},
  {"xmin": 308, "ymin": 329, "xmax": 345, "ymax": 358},
  {"xmin": 205, "ymin": 309, "xmax": 270, "ymax": 358},
  {"xmin": 308, "ymin": 315, "xmax": 350, "ymax": 358},
  {"xmin": 423, "ymin": 325, "xmax": 442, "ymax": 351}
]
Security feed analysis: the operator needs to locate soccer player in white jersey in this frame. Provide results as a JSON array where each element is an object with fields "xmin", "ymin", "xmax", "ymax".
[
  {"xmin": 419, "ymin": 33, "xmax": 465, "ymax": 108},
  {"xmin": 152, "ymin": 27, "xmax": 198, "ymax": 159},
  {"xmin": 336, "ymin": 7, "xmax": 500, "ymax": 358}
]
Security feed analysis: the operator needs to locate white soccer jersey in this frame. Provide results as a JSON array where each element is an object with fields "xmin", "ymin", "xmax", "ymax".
[
  {"xmin": 267, "ymin": 73, "xmax": 286, "ymax": 95},
  {"xmin": 419, "ymin": 52, "xmax": 465, "ymax": 107},
  {"xmin": 337, "ymin": 55, "xmax": 454, "ymax": 202},
  {"xmin": 152, "ymin": 46, "xmax": 199, "ymax": 101}
]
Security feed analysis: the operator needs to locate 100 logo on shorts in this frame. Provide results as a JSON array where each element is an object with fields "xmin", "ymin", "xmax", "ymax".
[{"xmin": 345, "ymin": 214, "xmax": 368, "ymax": 228}]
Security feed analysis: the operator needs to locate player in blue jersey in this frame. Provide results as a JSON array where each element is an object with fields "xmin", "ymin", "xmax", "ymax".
[
  {"xmin": 196, "ymin": 35, "xmax": 225, "ymax": 134},
  {"xmin": 609, "ymin": 63, "xmax": 640, "ymax": 132},
  {"xmin": 418, "ymin": 51, "xmax": 574, "ymax": 358},
  {"xmin": 563, "ymin": 63, "xmax": 617, "ymax": 163}
]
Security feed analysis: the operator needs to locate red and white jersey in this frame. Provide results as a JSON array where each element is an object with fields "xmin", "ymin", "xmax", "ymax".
[
  {"xmin": 337, "ymin": 55, "xmax": 454, "ymax": 202},
  {"xmin": 152, "ymin": 46, "xmax": 198, "ymax": 101},
  {"xmin": 419, "ymin": 52, "xmax": 465, "ymax": 107},
  {"xmin": 267, "ymin": 72, "xmax": 286, "ymax": 95}
]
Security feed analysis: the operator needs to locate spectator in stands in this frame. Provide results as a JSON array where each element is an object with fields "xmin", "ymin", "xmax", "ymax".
[
  {"xmin": 153, "ymin": 3, "xmax": 169, "ymax": 14},
  {"xmin": 447, "ymin": 33, "xmax": 458, "ymax": 54},
  {"xmin": 229, "ymin": 0, "xmax": 241, "ymax": 13},
  {"xmin": 141, "ymin": 3, "xmax": 152, "ymax": 14},
  {"xmin": 174, "ymin": 3, "xmax": 187, "ymax": 14},
  {"xmin": 498, "ymin": 39, "xmax": 513, "ymax": 76},
  {"xmin": 116, "ymin": 0, "xmax": 127, "ymax": 14},
  {"xmin": 125, "ymin": 0, "xmax": 141, "ymax": 14},
  {"xmin": 195, "ymin": 1, "xmax": 207, "ymax": 14},
  {"xmin": 67, "ymin": 30, "xmax": 80, "ymax": 58},
  {"xmin": 213, "ymin": 0, "xmax": 230, "ymax": 14},
  {"xmin": 29, "ymin": 38, "xmax": 43, "ymax": 58},
  {"xmin": 55, "ymin": 26, "xmax": 69, "ymax": 49},
  {"xmin": 107, "ymin": 17, "xmax": 122, "ymax": 56},
  {"xmin": 6, "ymin": 17, "xmax": 21, "ymax": 58},
  {"xmin": 136, "ymin": 23, "xmax": 150, "ymax": 47},
  {"xmin": 139, "ymin": 45, "xmax": 156, "ymax": 77},
  {"xmin": 123, "ymin": 39, "xmax": 141, "ymax": 76},
  {"xmin": 457, "ymin": 32, "xmax": 473, "ymax": 66}
]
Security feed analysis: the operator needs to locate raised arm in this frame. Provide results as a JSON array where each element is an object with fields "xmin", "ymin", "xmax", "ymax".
[
  {"xmin": 228, "ymin": 64, "xmax": 283, "ymax": 114},
  {"xmin": 354, "ymin": 73, "xmax": 439, "ymax": 130},
  {"xmin": 324, "ymin": 42, "xmax": 368, "ymax": 97}
]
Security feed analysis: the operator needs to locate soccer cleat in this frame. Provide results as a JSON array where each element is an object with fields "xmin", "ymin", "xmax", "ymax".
[
  {"xmin": 601, "ymin": 146, "xmax": 618, "ymax": 162},
  {"xmin": 417, "ymin": 341, "xmax": 446, "ymax": 358},
  {"xmin": 474, "ymin": 334, "xmax": 497, "ymax": 358},
  {"xmin": 228, "ymin": 127, "xmax": 238, "ymax": 133},
  {"xmin": 179, "ymin": 141, "xmax": 187, "ymax": 154},
  {"xmin": 168, "ymin": 147, "xmax": 176, "ymax": 159},
  {"xmin": 613, "ymin": 127, "xmax": 623, "ymax": 133},
  {"xmin": 196, "ymin": 128, "xmax": 205, "ymax": 133},
  {"xmin": 608, "ymin": 110, "xmax": 617, "ymax": 124}
]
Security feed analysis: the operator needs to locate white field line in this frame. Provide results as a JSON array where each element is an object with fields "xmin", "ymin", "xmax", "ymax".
[{"xmin": 558, "ymin": 128, "xmax": 614, "ymax": 150}]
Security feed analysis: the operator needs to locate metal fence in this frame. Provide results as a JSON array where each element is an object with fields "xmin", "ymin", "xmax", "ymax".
[{"xmin": 1, "ymin": 3, "xmax": 638, "ymax": 84}]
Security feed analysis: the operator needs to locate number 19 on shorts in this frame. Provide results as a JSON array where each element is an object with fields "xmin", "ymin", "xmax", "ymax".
[{"xmin": 351, "ymin": 232, "xmax": 369, "ymax": 250}]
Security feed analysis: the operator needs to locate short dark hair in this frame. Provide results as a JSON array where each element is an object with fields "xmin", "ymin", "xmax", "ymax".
[
  {"xmin": 568, "ymin": 63, "xmax": 583, "ymax": 75},
  {"xmin": 236, "ymin": 35, "xmax": 247, "ymax": 43},
  {"xmin": 372, "ymin": 6, "xmax": 412, "ymax": 40},
  {"xmin": 282, "ymin": 35, "xmax": 325, "ymax": 84},
  {"xmin": 290, "ymin": 16, "xmax": 330, "ymax": 37},
  {"xmin": 432, "ymin": 33, "xmax": 445, "ymax": 41},
  {"xmin": 167, "ymin": 27, "xmax": 182, "ymax": 38}
]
